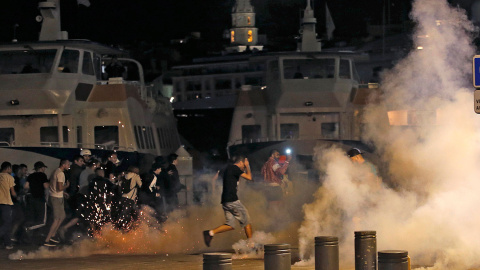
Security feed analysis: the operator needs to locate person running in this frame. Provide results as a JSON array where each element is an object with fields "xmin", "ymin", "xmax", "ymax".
[{"xmin": 202, "ymin": 155, "xmax": 253, "ymax": 247}]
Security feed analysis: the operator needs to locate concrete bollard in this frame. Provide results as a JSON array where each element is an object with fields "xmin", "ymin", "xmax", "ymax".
[
  {"xmin": 378, "ymin": 250, "xmax": 409, "ymax": 270},
  {"xmin": 315, "ymin": 236, "xmax": 339, "ymax": 270},
  {"xmin": 264, "ymin": 244, "xmax": 291, "ymax": 270},
  {"xmin": 203, "ymin": 253, "xmax": 232, "ymax": 270},
  {"xmin": 354, "ymin": 231, "xmax": 377, "ymax": 270}
]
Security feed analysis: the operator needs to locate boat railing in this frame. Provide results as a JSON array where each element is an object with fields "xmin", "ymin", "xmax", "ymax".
[
  {"xmin": 77, "ymin": 143, "xmax": 135, "ymax": 152},
  {"xmin": 0, "ymin": 142, "xmax": 134, "ymax": 152},
  {"xmin": 228, "ymin": 134, "xmax": 340, "ymax": 146}
]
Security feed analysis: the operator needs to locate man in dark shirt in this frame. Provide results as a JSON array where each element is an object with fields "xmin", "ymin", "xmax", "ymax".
[
  {"xmin": 202, "ymin": 155, "xmax": 253, "ymax": 247},
  {"xmin": 24, "ymin": 161, "xmax": 49, "ymax": 230}
]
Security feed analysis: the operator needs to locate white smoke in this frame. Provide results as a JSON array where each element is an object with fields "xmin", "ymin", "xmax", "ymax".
[{"xmin": 298, "ymin": 0, "xmax": 480, "ymax": 269}]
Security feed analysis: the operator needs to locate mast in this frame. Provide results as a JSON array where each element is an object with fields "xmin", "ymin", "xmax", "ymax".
[
  {"xmin": 38, "ymin": 0, "xmax": 68, "ymax": 41},
  {"xmin": 299, "ymin": 0, "xmax": 321, "ymax": 52}
]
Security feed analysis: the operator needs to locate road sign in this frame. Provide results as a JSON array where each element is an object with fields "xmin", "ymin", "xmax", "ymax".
[
  {"xmin": 475, "ymin": 90, "xmax": 480, "ymax": 114},
  {"xmin": 473, "ymin": 56, "xmax": 480, "ymax": 88}
]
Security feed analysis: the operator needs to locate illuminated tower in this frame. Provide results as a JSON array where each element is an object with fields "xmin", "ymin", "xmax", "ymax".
[{"xmin": 229, "ymin": 0, "xmax": 262, "ymax": 52}]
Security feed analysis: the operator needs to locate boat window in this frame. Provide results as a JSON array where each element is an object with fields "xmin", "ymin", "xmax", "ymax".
[
  {"xmin": 58, "ymin": 49, "xmax": 79, "ymax": 73},
  {"xmin": 0, "ymin": 128, "xmax": 14, "ymax": 146},
  {"xmin": 215, "ymin": 78, "xmax": 232, "ymax": 90},
  {"xmin": 186, "ymin": 80, "xmax": 202, "ymax": 91},
  {"xmin": 283, "ymin": 59, "xmax": 335, "ymax": 79},
  {"xmin": 40, "ymin": 126, "xmax": 69, "ymax": 145},
  {"xmin": 0, "ymin": 49, "xmax": 56, "ymax": 74},
  {"xmin": 339, "ymin": 59, "xmax": 351, "ymax": 79},
  {"xmin": 82, "ymin": 51, "xmax": 95, "ymax": 76},
  {"xmin": 245, "ymin": 76, "xmax": 263, "ymax": 86},
  {"xmin": 241, "ymin": 125, "xmax": 261, "ymax": 143},
  {"xmin": 321, "ymin": 123, "xmax": 339, "ymax": 139},
  {"xmin": 157, "ymin": 128, "xmax": 164, "ymax": 149},
  {"xmin": 280, "ymin": 124, "xmax": 299, "ymax": 139},
  {"xmin": 135, "ymin": 126, "xmax": 145, "ymax": 149},
  {"xmin": 94, "ymin": 126, "xmax": 119, "ymax": 149},
  {"xmin": 134, "ymin": 126, "xmax": 141, "ymax": 149},
  {"xmin": 143, "ymin": 126, "xmax": 152, "ymax": 149},
  {"xmin": 122, "ymin": 61, "xmax": 140, "ymax": 81},
  {"xmin": 148, "ymin": 127, "xmax": 156, "ymax": 149}
]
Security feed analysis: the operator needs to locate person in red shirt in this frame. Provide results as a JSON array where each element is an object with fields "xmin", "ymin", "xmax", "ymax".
[{"xmin": 261, "ymin": 149, "xmax": 291, "ymax": 209}]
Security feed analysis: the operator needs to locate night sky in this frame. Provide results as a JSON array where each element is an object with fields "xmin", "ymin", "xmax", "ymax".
[{"xmin": 0, "ymin": 0, "xmax": 418, "ymax": 45}]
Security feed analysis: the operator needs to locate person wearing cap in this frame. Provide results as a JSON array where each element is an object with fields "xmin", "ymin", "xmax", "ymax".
[
  {"xmin": 346, "ymin": 148, "xmax": 380, "ymax": 192},
  {"xmin": 346, "ymin": 148, "xmax": 377, "ymax": 176},
  {"xmin": 24, "ymin": 161, "xmax": 49, "ymax": 231},
  {"xmin": 80, "ymin": 149, "xmax": 92, "ymax": 163}
]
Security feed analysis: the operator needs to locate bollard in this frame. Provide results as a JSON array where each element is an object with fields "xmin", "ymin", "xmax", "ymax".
[
  {"xmin": 264, "ymin": 244, "xmax": 291, "ymax": 270},
  {"xmin": 203, "ymin": 253, "xmax": 232, "ymax": 270},
  {"xmin": 378, "ymin": 250, "xmax": 409, "ymax": 270},
  {"xmin": 315, "ymin": 236, "xmax": 339, "ymax": 270},
  {"xmin": 354, "ymin": 231, "xmax": 376, "ymax": 270}
]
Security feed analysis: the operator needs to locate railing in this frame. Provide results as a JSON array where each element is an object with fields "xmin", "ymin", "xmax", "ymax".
[
  {"xmin": 77, "ymin": 143, "xmax": 135, "ymax": 152},
  {"xmin": 228, "ymin": 134, "xmax": 340, "ymax": 147}
]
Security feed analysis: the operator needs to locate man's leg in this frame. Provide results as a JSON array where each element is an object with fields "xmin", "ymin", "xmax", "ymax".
[
  {"xmin": 244, "ymin": 224, "xmax": 252, "ymax": 238},
  {"xmin": 0, "ymin": 205, "xmax": 13, "ymax": 247},
  {"xmin": 45, "ymin": 219, "xmax": 62, "ymax": 242},
  {"xmin": 212, "ymin": 224, "xmax": 234, "ymax": 235}
]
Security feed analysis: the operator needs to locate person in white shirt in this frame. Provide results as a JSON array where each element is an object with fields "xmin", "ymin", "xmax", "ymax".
[{"xmin": 44, "ymin": 159, "xmax": 70, "ymax": 247}]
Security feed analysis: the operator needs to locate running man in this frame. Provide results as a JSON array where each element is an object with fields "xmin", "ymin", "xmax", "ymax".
[{"xmin": 203, "ymin": 155, "xmax": 253, "ymax": 247}]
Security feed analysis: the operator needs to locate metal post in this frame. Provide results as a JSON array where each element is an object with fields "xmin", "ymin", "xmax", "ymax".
[
  {"xmin": 378, "ymin": 250, "xmax": 409, "ymax": 270},
  {"xmin": 264, "ymin": 244, "xmax": 291, "ymax": 270},
  {"xmin": 203, "ymin": 253, "xmax": 232, "ymax": 270},
  {"xmin": 355, "ymin": 231, "xmax": 377, "ymax": 270},
  {"xmin": 315, "ymin": 236, "xmax": 339, "ymax": 270}
]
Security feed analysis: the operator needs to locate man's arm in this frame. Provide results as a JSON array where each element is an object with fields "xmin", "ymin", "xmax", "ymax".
[
  {"xmin": 275, "ymin": 154, "xmax": 292, "ymax": 176},
  {"xmin": 240, "ymin": 158, "xmax": 253, "ymax": 181},
  {"xmin": 10, "ymin": 187, "xmax": 16, "ymax": 198}
]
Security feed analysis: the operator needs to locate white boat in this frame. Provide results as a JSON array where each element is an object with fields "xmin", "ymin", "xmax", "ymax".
[
  {"xmin": 225, "ymin": 0, "xmax": 381, "ymax": 171},
  {"xmin": 0, "ymin": 0, "xmax": 181, "ymax": 171}
]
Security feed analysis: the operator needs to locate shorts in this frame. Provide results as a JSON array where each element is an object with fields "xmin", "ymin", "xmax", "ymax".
[
  {"xmin": 49, "ymin": 196, "xmax": 66, "ymax": 220},
  {"xmin": 265, "ymin": 186, "xmax": 283, "ymax": 201},
  {"xmin": 222, "ymin": 200, "xmax": 250, "ymax": 228}
]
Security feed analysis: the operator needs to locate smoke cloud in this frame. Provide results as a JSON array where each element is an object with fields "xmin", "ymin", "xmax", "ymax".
[{"xmin": 297, "ymin": 0, "xmax": 480, "ymax": 269}]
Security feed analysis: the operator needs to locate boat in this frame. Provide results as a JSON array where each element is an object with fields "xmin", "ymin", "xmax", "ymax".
[
  {"xmin": 0, "ymin": 0, "xmax": 182, "ymax": 172},
  {"xmin": 225, "ymin": 0, "xmax": 381, "ymax": 172}
]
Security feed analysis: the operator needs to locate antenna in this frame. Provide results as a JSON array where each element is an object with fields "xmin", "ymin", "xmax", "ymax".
[{"xmin": 12, "ymin": 24, "xmax": 19, "ymax": 43}]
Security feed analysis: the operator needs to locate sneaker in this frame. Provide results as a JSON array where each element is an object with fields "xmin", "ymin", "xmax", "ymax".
[
  {"xmin": 5, "ymin": 245, "xmax": 13, "ymax": 250},
  {"xmin": 203, "ymin": 230, "xmax": 213, "ymax": 247},
  {"xmin": 43, "ymin": 241, "xmax": 56, "ymax": 247},
  {"xmin": 49, "ymin": 237, "xmax": 60, "ymax": 244}
]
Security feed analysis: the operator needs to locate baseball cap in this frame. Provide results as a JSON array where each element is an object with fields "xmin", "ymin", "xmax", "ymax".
[
  {"xmin": 80, "ymin": 149, "xmax": 92, "ymax": 156},
  {"xmin": 347, "ymin": 148, "xmax": 362, "ymax": 158},
  {"xmin": 34, "ymin": 161, "xmax": 47, "ymax": 169}
]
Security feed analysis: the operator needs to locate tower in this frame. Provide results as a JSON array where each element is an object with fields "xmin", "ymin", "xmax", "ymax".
[{"xmin": 228, "ymin": 0, "xmax": 263, "ymax": 52}]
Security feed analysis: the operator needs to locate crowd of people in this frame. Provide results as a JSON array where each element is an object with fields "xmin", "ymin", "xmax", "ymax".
[{"xmin": 0, "ymin": 150, "xmax": 185, "ymax": 249}]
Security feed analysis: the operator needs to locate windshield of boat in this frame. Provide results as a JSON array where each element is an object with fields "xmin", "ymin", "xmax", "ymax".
[
  {"xmin": 0, "ymin": 49, "xmax": 57, "ymax": 74},
  {"xmin": 283, "ymin": 58, "xmax": 336, "ymax": 80}
]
